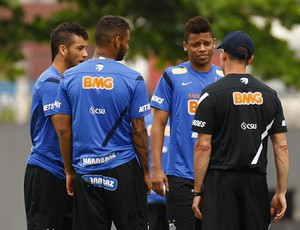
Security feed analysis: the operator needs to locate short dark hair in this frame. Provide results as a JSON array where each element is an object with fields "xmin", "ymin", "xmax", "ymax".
[
  {"xmin": 95, "ymin": 15, "xmax": 130, "ymax": 46},
  {"xmin": 50, "ymin": 22, "xmax": 88, "ymax": 62},
  {"xmin": 227, "ymin": 46, "xmax": 250, "ymax": 62},
  {"xmin": 184, "ymin": 16, "xmax": 214, "ymax": 42}
]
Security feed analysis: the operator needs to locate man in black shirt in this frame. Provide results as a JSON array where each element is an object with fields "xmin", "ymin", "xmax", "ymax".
[{"xmin": 191, "ymin": 31, "xmax": 289, "ymax": 230}]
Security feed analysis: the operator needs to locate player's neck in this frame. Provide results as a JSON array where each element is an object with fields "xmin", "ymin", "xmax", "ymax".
[
  {"xmin": 189, "ymin": 61, "xmax": 212, "ymax": 72},
  {"xmin": 223, "ymin": 63, "xmax": 247, "ymax": 76},
  {"xmin": 52, "ymin": 59, "xmax": 69, "ymax": 74},
  {"xmin": 93, "ymin": 49, "xmax": 115, "ymax": 60}
]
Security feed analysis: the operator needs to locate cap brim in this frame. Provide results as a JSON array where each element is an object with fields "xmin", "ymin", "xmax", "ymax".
[{"xmin": 217, "ymin": 44, "xmax": 221, "ymax": 49}]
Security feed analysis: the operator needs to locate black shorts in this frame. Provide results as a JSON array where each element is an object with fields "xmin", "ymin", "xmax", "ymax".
[
  {"xmin": 73, "ymin": 158, "xmax": 149, "ymax": 230},
  {"xmin": 201, "ymin": 170, "xmax": 271, "ymax": 230},
  {"xmin": 166, "ymin": 176, "xmax": 201, "ymax": 230},
  {"xmin": 24, "ymin": 164, "xmax": 72, "ymax": 230},
  {"xmin": 148, "ymin": 203, "xmax": 168, "ymax": 230}
]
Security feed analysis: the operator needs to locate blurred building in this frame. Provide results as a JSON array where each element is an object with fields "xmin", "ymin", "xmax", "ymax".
[{"xmin": 21, "ymin": 0, "xmax": 72, "ymax": 81}]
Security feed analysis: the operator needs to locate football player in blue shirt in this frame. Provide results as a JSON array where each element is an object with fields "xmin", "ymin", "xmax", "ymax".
[
  {"xmin": 150, "ymin": 16, "xmax": 223, "ymax": 230},
  {"xmin": 24, "ymin": 22, "xmax": 88, "ymax": 230},
  {"xmin": 146, "ymin": 109, "xmax": 170, "ymax": 230},
  {"xmin": 55, "ymin": 15, "xmax": 151, "ymax": 230}
]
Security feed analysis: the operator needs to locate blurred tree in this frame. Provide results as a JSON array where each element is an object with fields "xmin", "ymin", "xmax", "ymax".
[
  {"xmin": 0, "ymin": 0, "xmax": 26, "ymax": 81},
  {"xmin": 3, "ymin": 0, "xmax": 300, "ymax": 88}
]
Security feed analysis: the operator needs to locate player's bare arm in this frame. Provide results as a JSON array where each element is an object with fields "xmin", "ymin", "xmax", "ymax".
[
  {"xmin": 193, "ymin": 133, "xmax": 212, "ymax": 220},
  {"xmin": 150, "ymin": 108, "xmax": 169, "ymax": 196},
  {"xmin": 131, "ymin": 117, "xmax": 152, "ymax": 194},
  {"xmin": 270, "ymin": 132, "xmax": 289, "ymax": 222},
  {"xmin": 57, "ymin": 114, "xmax": 75, "ymax": 196}
]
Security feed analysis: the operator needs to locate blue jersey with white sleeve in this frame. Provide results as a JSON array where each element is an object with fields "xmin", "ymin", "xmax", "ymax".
[
  {"xmin": 150, "ymin": 61, "xmax": 223, "ymax": 180},
  {"xmin": 55, "ymin": 59, "xmax": 150, "ymax": 174},
  {"xmin": 28, "ymin": 66, "xmax": 65, "ymax": 179}
]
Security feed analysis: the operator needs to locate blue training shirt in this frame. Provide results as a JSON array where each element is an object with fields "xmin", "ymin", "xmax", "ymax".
[
  {"xmin": 145, "ymin": 113, "xmax": 170, "ymax": 204},
  {"xmin": 55, "ymin": 59, "xmax": 150, "ymax": 174},
  {"xmin": 28, "ymin": 66, "xmax": 65, "ymax": 179},
  {"xmin": 150, "ymin": 61, "xmax": 223, "ymax": 180}
]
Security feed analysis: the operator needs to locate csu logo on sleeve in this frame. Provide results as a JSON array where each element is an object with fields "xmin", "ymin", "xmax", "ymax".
[
  {"xmin": 233, "ymin": 92, "xmax": 263, "ymax": 105},
  {"xmin": 82, "ymin": 76, "xmax": 114, "ymax": 90}
]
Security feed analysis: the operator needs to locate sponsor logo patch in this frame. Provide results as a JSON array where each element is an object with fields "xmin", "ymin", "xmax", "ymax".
[
  {"xmin": 54, "ymin": 100, "xmax": 61, "ymax": 109},
  {"xmin": 182, "ymin": 81, "xmax": 192, "ymax": 86},
  {"xmin": 169, "ymin": 222, "xmax": 177, "ymax": 230},
  {"xmin": 192, "ymin": 119, "xmax": 206, "ymax": 128},
  {"xmin": 241, "ymin": 122, "xmax": 257, "ymax": 130},
  {"xmin": 188, "ymin": 99, "xmax": 199, "ymax": 115},
  {"xmin": 95, "ymin": 64, "xmax": 104, "ymax": 71},
  {"xmin": 191, "ymin": 132, "xmax": 198, "ymax": 138},
  {"xmin": 81, "ymin": 152, "xmax": 117, "ymax": 166},
  {"xmin": 151, "ymin": 95, "xmax": 164, "ymax": 104},
  {"xmin": 171, "ymin": 67, "xmax": 187, "ymax": 74},
  {"xmin": 240, "ymin": 77, "xmax": 248, "ymax": 84},
  {"xmin": 82, "ymin": 76, "xmax": 114, "ymax": 90},
  {"xmin": 216, "ymin": 69, "xmax": 224, "ymax": 77},
  {"xmin": 89, "ymin": 106, "xmax": 105, "ymax": 115},
  {"xmin": 82, "ymin": 175, "xmax": 118, "ymax": 191},
  {"xmin": 233, "ymin": 92, "xmax": 263, "ymax": 105},
  {"xmin": 139, "ymin": 103, "xmax": 150, "ymax": 113}
]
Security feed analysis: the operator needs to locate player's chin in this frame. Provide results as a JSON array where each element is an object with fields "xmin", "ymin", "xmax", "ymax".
[{"xmin": 198, "ymin": 57, "xmax": 211, "ymax": 65}]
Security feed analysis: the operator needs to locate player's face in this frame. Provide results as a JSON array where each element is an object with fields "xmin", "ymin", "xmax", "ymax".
[
  {"xmin": 184, "ymin": 32, "xmax": 216, "ymax": 70},
  {"xmin": 116, "ymin": 29, "xmax": 130, "ymax": 61},
  {"xmin": 65, "ymin": 35, "xmax": 88, "ymax": 68}
]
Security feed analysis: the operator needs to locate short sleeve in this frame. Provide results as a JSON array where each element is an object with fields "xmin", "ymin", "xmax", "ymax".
[
  {"xmin": 191, "ymin": 92, "xmax": 215, "ymax": 134},
  {"xmin": 54, "ymin": 79, "xmax": 72, "ymax": 115},
  {"xmin": 269, "ymin": 96, "xmax": 288, "ymax": 134},
  {"xmin": 129, "ymin": 78, "xmax": 150, "ymax": 118},
  {"xmin": 150, "ymin": 71, "xmax": 172, "ymax": 112},
  {"xmin": 40, "ymin": 81, "xmax": 60, "ymax": 117}
]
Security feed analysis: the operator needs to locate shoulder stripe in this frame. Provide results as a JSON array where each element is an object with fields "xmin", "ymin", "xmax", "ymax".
[
  {"xmin": 163, "ymin": 71, "xmax": 173, "ymax": 89},
  {"xmin": 198, "ymin": 92, "xmax": 209, "ymax": 104},
  {"xmin": 136, "ymin": 76, "xmax": 144, "ymax": 81},
  {"xmin": 45, "ymin": 77, "xmax": 60, "ymax": 84}
]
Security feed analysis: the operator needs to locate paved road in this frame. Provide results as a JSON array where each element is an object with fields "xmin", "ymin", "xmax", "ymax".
[{"xmin": 0, "ymin": 122, "xmax": 299, "ymax": 229}]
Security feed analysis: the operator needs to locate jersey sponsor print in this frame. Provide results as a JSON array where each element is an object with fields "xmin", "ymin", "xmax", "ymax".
[{"xmin": 150, "ymin": 62, "xmax": 223, "ymax": 179}]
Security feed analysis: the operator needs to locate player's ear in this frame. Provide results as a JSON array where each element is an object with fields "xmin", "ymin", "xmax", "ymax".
[
  {"xmin": 113, "ymin": 36, "xmax": 121, "ymax": 49},
  {"xmin": 59, "ymin": 44, "xmax": 67, "ymax": 57},
  {"xmin": 246, "ymin": 55, "xmax": 254, "ymax": 66},
  {"xmin": 182, "ymin": 41, "xmax": 187, "ymax": 51},
  {"xmin": 220, "ymin": 49, "xmax": 226, "ymax": 60},
  {"xmin": 213, "ymin": 38, "xmax": 216, "ymax": 48}
]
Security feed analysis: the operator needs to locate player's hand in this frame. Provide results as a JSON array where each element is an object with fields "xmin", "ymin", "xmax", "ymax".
[
  {"xmin": 151, "ymin": 167, "xmax": 168, "ymax": 197},
  {"xmin": 270, "ymin": 194, "xmax": 287, "ymax": 222},
  {"xmin": 144, "ymin": 174, "xmax": 152, "ymax": 195},
  {"xmin": 192, "ymin": 196, "xmax": 203, "ymax": 220},
  {"xmin": 65, "ymin": 172, "xmax": 75, "ymax": 196}
]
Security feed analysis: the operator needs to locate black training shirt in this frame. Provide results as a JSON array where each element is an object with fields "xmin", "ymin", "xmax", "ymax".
[{"xmin": 192, "ymin": 74, "xmax": 287, "ymax": 174}]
